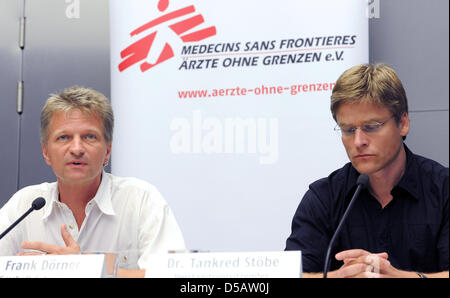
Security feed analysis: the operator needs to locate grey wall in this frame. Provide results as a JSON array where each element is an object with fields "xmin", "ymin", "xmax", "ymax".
[
  {"xmin": 0, "ymin": 0, "xmax": 22, "ymax": 207},
  {"xmin": 0, "ymin": 0, "xmax": 448, "ymax": 207},
  {"xmin": 0, "ymin": 0, "xmax": 110, "ymax": 207},
  {"xmin": 369, "ymin": 0, "xmax": 449, "ymax": 166}
]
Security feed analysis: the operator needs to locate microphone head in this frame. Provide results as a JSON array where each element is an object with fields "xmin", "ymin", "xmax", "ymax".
[
  {"xmin": 31, "ymin": 197, "xmax": 46, "ymax": 210},
  {"xmin": 356, "ymin": 174, "xmax": 370, "ymax": 189}
]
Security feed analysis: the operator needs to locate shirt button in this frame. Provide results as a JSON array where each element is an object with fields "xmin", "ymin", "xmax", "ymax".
[{"xmin": 69, "ymin": 224, "xmax": 75, "ymax": 230}]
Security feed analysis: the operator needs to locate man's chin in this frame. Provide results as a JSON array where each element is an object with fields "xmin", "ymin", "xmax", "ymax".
[
  {"xmin": 57, "ymin": 174, "xmax": 97, "ymax": 185},
  {"xmin": 351, "ymin": 162, "xmax": 378, "ymax": 175}
]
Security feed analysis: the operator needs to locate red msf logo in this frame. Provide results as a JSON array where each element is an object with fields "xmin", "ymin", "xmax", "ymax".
[{"xmin": 119, "ymin": 0, "xmax": 216, "ymax": 72}]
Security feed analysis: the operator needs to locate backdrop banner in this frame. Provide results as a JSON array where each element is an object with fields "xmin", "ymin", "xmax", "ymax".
[{"xmin": 110, "ymin": 0, "xmax": 368, "ymax": 251}]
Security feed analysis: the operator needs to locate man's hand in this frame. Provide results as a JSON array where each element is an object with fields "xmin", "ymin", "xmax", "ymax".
[
  {"xmin": 18, "ymin": 224, "xmax": 80, "ymax": 255},
  {"xmin": 334, "ymin": 249, "xmax": 413, "ymax": 278},
  {"xmin": 304, "ymin": 249, "xmax": 448, "ymax": 278}
]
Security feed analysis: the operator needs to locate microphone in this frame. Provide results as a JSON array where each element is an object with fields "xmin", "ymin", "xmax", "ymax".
[
  {"xmin": 323, "ymin": 174, "xmax": 369, "ymax": 278},
  {"xmin": 0, "ymin": 197, "xmax": 46, "ymax": 240}
]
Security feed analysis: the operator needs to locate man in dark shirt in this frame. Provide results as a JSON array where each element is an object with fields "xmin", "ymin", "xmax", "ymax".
[{"xmin": 286, "ymin": 63, "xmax": 449, "ymax": 278}]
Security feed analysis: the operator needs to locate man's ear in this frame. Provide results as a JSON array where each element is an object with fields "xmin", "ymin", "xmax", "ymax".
[
  {"xmin": 42, "ymin": 142, "xmax": 51, "ymax": 166},
  {"xmin": 399, "ymin": 112, "xmax": 410, "ymax": 138},
  {"xmin": 104, "ymin": 142, "xmax": 112, "ymax": 166}
]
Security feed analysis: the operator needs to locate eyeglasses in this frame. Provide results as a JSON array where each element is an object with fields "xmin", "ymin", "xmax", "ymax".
[{"xmin": 334, "ymin": 116, "xmax": 395, "ymax": 137}]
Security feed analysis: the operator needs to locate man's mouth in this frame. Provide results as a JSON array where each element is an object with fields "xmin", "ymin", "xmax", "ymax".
[
  {"xmin": 355, "ymin": 154, "xmax": 374, "ymax": 158},
  {"xmin": 69, "ymin": 161, "xmax": 86, "ymax": 166}
]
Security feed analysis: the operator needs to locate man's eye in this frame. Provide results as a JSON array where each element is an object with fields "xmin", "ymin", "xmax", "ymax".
[
  {"xmin": 57, "ymin": 135, "xmax": 68, "ymax": 141},
  {"xmin": 362, "ymin": 124, "xmax": 379, "ymax": 132},
  {"xmin": 342, "ymin": 127, "xmax": 355, "ymax": 134},
  {"xmin": 86, "ymin": 134, "xmax": 97, "ymax": 140}
]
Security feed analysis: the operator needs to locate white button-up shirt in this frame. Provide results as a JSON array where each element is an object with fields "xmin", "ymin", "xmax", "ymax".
[{"xmin": 0, "ymin": 172, "xmax": 186, "ymax": 269}]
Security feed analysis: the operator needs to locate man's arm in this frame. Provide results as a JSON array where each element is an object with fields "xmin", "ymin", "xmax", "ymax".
[
  {"xmin": 417, "ymin": 271, "xmax": 449, "ymax": 278},
  {"xmin": 286, "ymin": 186, "xmax": 335, "ymax": 274}
]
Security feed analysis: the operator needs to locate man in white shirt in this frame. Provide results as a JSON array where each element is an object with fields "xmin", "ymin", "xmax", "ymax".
[{"xmin": 0, "ymin": 86, "xmax": 186, "ymax": 276}]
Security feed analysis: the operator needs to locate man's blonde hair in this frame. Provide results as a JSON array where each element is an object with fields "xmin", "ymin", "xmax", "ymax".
[
  {"xmin": 40, "ymin": 86, "xmax": 114, "ymax": 144},
  {"xmin": 331, "ymin": 63, "xmax": 408, "ymax": 123}
]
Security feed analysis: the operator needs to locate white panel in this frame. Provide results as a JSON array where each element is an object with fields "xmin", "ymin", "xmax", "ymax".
[{"xmin": 110, "ymin": 0, "xmax": 369, "ymax": 251}]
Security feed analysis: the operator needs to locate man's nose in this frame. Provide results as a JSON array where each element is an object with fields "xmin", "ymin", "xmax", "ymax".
[
  {"xmin": 70, "ymin": 136, "xmax": 85, "ymax": 156},
  {"xmin": 353, "ymin": 128, "xmax": 369, "ymax": 149}
]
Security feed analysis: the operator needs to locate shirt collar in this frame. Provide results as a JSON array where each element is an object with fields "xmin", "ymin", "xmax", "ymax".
[
  {"xmin": 42, "ymin": 171, "xmax": 116, "ymax": 219},
  {"xmin": 91, "ymin": 172, "xmax": 116, "ymax": 215},
  {"xmin": 393, "ymin": 144, "xmax": 420, "ymax": 201},
  {"xmin": 42, "ymin": 185, "xmax": 59, "ymax": 219},
  {"xmin": 345, "ymin": 144, "xmax": 420, "ymax": 201}
]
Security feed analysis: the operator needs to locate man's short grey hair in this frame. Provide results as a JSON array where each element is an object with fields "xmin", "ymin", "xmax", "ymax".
[{"xmin": 40, "ymin": 86, "xmax": 114, "ymax": 144}]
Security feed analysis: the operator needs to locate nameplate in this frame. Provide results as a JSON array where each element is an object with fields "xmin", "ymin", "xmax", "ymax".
[
  {"xmin": 145, "ymin": 251, "xmax": 301, "ymax": 278},
  {"xmin": 0, "ymin": 254, "xmax": 104, "ymax": 278}
]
